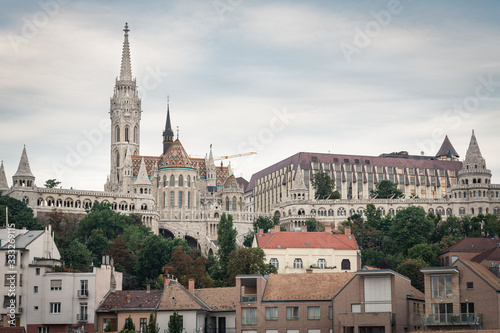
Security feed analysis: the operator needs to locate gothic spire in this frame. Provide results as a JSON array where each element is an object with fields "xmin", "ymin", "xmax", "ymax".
[
  {"xmin": 119, "ymin": 23, "xmax": 132, "ymax": 81},
  {"xmin": 163, "ymin": 97, "xmax": 174, "ymax": 154},
  {"xmin": 463, "ymin": 130, "xmax": 487, "ymax": 170},
  {"xmin": 134, "ymin": 157, "xmax": 151, "ymax": 186},
  {"xmin": 13, "ymin": 146, "xmax": 35, "ymax": 179},
  {"xmin": 0, "ymin": 161, "xmax": 9, "ymax": 192}
]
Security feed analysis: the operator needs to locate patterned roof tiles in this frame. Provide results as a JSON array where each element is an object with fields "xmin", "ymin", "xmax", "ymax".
[{"xmin": 159, "ymin": 140, "xmax": 195, "ymax": 170}]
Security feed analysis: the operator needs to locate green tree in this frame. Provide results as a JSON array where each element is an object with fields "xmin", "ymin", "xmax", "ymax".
[
  {"xmin": 0, "ymin": 194, "xmax": 44, "ymax": 230},
  {"xmin": 104, "ymin": 321, "xmax": 112, "ymax": 332},
  {"xmin": 39, "ymin": 210, "xmax": 79, "ymax": 249},
  {"xmin": 123, "ymin": 224, "xmax": 153, "ymax": 252},
  {"xmin": 121, "ymin": 316, "xmax": 136, "ymax": 333},
  {"xmin": 106, "ymin": 235, "xmax": 135, "ymax": 273},
  {"xmin": 146, "ymin": 312, "xmax": 159, "ymax": 333},
  {"xmin": 407, "ymin": 243, "xmax": 440, "ymax": 267},
  {"xmin": 226, "ymin": 247, "xmax": 277, "ymax": 284},
  {"xmin": 365, "ymin": 204, "xmax": 383, "ymax": 229},
  {"xmin": 163, "ymin": 247, "xmax": 213, "ymax": 288},
  {"xmin": 305, "ymin": 218, "xmax": 324, "ymax": 232},
  {"xmin": 44, "ymin": 179, "xmax": 61, "ymax": 188},
  {"xmin": 61, "ymin": 239, "xmax": 92, "ymax": 269},
  {"xmin": 432, "ymin": 215, "xmax": 463, "ymax": 243},
  {"xmin": 370, "ymin": 180, "xmax": 403, "ymax": 199},
  {"xmin": 167, "ymin": 311, "xmax": 183, "ymax": 333},
  {"xmin": 87, "ymin": 229, "xmax": 111, "ymax": 265},
  {"xmin": 243, "ymin": 230, "xmax": 254, "ymax": 247},
  {"xmin": 243, "ymin": 216, "xmax": 280, "ymax": 247},
  {"xmin": 396, "ymin": 258, "xmax": 426, "ymax": 292},
  {"xmin": 388, "ymin": 206, "xmax": 434, "ymax": 256},
  {"xmin": 217, "ymin": 213, "xmax": 237, "ymax": 277},
  {"xmin": 311, "ymin": 171, "xmax": 340, "ymax": 199}
]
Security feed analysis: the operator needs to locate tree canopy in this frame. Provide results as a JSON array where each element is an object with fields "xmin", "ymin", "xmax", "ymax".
[
  {"xmin": 370, "ymin": 180, "xmax": 403, "ymax": 199},
  {"xmin": 305, "ymin": 218, "xmax": 325, "ymax": 232},
  {"xmin": 311, "ymin": 171, "xmax": 340, "ymax": 199},
  {"xmin": 44, "ymin": 179, "xmax": 61, "ymax": 188},
  {"xmin": 226, "ymin": 247, "xmax": 277, "ymax": 283},
  {"xmin": 0, "ymin": 194, "xmax": 44, "ymax": 230},
  {"xmin": 216, "ymin": 213, "xmax": 237, "ymax": 277}
]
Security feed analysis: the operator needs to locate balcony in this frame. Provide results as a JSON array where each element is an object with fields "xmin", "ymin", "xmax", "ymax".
[
  {"xmin": 420, "ymin": 313, "xmax": 482, "ymax": 327},
  {"xmin": 77, "ymin": 290, "xmax": 89, "ymax": 298},
  {"xmin": 77, "ymin": 313, "xmax": 88, "ymax": 322},
  {"xmin": 240, "ymin": 294, "xmax": 257, "ymax": 303}
]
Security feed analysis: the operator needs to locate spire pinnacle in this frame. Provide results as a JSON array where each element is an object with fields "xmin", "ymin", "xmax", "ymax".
[
  {"xmin": 162, "ymin": 97, "xmax": 174, "ymax": 154},
  {"xmin": 0, "ymin": 160, "xmax": 9, "ymax": 192},
  {"xmin": 119, "ymin": 23, "xmax": 132, "ymax": 81},
  {"xmin": 463, "ymin": 130, "xmax": 486, "ymax": 170}
]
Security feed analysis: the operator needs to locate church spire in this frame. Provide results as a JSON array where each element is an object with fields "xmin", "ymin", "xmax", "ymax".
[
  {"xmin": 13, "ymin": 146, "xmax": 35, "ymax": 187},
  {"xmin": 119, "ymin": 23, "xmax": 132, "ymax": 81},
  {"xmin": 463, "ymin": 129, "xmax": 486, "ymax": 170},
  {"xmin": 0, "ymin": 161, "xmax": 9, "ymax": 192},
  {"xmin": 162, "ymin": 97, "xmax": 174, "ymax": 154}
]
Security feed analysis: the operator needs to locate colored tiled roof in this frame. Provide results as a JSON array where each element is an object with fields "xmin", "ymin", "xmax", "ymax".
[
  {"xmin": 159, "ymin": 140, "xmax": 195, "ymax": 170},
  {"xmin": 440, "ymin": 237, "xmax": 500, "ymax": 255},
  {"xmin": 195, "ymin": 287, "xmax": 237, "ymax": 311},
  {"xmin": 255, "ymin": 232, "xmax": 358, "ymax": 250},
  {"xmin": 263, "ymin": 272, "xmax": 355, "ymax": 301},
  {"xmin": 97, "ymin": 290, "xmax": 163, "ymax": 311},
  {"xmin": 158, "ymin": 280, "xmax": 209, "ymax": 311},
  {"xmin": 471, "ymin": 246, "xmax": 500, "ymax": 263},
  {"xmin": 459, "ymin": 259, "xmax": 500, "ymax": 291},
  {"xmin": 132, "ymin": 156, "xmax": 160, "ymax": 177},
  {"xmin": 223, "ymin": 174, "xmax": 242, "ymax": 191},
  {"xmin": 435, "ymin": 135, "xmax": 459, "ymax": 158}
]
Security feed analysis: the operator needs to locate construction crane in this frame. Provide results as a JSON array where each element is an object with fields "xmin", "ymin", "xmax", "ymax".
[{"xmin": 189, "ymin": 152, "xmax": 256, "ymax": 160}]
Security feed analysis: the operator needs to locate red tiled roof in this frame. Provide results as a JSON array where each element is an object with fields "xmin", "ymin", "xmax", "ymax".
[
  {"xmin": 97, "ymin": 290, "xmax": 163, "ymax": 311},
  {"xmin": 440, "ymin": 237, "xmax": 500, "ymax": 255},
  {"xmin": 255, "ymin": 232, "xmax": 358, "ymax": 250},
  {"xmin": 263, "ymin": 272, "xmax": 355, "ymax": 300},
  {"xmin": 471, "ymin": 246, "xmax": 500, "ymax": 263}
]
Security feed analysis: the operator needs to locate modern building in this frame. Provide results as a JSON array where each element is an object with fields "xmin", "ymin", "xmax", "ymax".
[
  {"xmin": 252, "ymin": 226, "xmax": 359, "ymax": 274},
  {"xmin": 235, "ymin": 269, "xmax": 424, "ymax": 333},
  {"xmin": 438, "ymin": 236, "xmax": 500, "ymax": 267},
  {"xmin": 420, "ymin": 258, "xmax": 500, "ymax": 330},
  {"xmin": 247, "ymin": 131, "xmax": 500, "ymax": 227}
]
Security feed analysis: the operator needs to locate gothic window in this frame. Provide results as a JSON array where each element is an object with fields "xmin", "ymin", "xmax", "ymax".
[
  {"xmin": 163, "ymin": 176, "xmax": 167, "ymax": 187},
  {"xmin": 226, "ymin": 197, "xmax": 230, "ymax": 211},
  {"xmin": 378, "ymin": 207, "xmax": 385, "ymax": 216},
  {"xmin": 328, "ymin": 209, "xmax": 334, "ymax": 216},
  {"xmin": 187, "ymin": 192, "xmax": 191, "ymax": 209},
  {"xmin": 428, "ymin": 208, "xmax": 434, "ymax": 214},
  {"xmin": 170, "ymin": 191, "xmax": 175, "ymax": 208},
  {"xmin": 178, "ymin": 175, "xmax": 183, "ymax": 187},
  {"xmin": 187, "ymin": 176, "xmax": 191, "ymax": 187},
  {"xmin": 116, "ymin": 152, "xmax": 120, "ymax": 168},
  {"xmin": 232, "ymin": 197, "xmax": 237, "ymax": 211},
  {"xmin": 116, "ymin": 126, "xmax": 120, "ymax": 142},
  {"xmin": 125, "ymin": 126, "xmax": 129, "ymax": 142},
  {"xmin": 163, "ymin": 192, "xmax": 166, "ymax": 208},
  {"xmin": 178, "ymin": 192, "xmax": 183, "ymax": 208},
  {"xmin": 311, "ymin": 209, "xmax": 316, "ymax": 216},
  {"xmin": 170, "ymin": 175, "xmax": 175, "ymax": 186}
]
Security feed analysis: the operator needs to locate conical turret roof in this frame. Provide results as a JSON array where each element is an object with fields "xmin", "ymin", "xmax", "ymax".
[
  {"xmin": 463, "ymin": 130, "xmax": 487, "ymax": 170},
  {"xmin": 435, "ymin": 135, "xmax": 459, "ymax": 159},
  {"xmin": 13, "ymin": 146, "xmax": 35, "ymax": 179},
  {"xmin": 0, "ymin": 161, "xmax": 9, "ymax": 191},
  {"xmin": 292, "ymin": 163, "xmax": 307, "ymax": 191},
  {"xmin": 134, "ymin": 158, "xmax": 151, "ymax": 186}
]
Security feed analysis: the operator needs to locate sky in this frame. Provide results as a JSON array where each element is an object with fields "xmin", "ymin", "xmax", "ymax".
[{"xmin": 1, "ymin": 0, "xmax": 499, "ymax": 191}]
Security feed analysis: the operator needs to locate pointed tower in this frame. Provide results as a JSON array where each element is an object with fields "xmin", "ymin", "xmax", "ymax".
[
  {"xmin": 134, "ymin": 157, "xmax": 152, "ymax": 196},
  {"xmin": 291, "ymin": 163, "xmax": 308, "ymax": 200},
  {"xmin": 109, "ymin": 23, "xmax": 142, "ymax": 192},
  {"xmin": 163, "ymin": 97, "xmax": 174, "ymax": 154},
  {"xmin": 13, "ymin": 146, "xmax": 35, "ymax": 188},
  {"xmin": 458, "ymin": 130, "xmax": 491, "ymax": 186},
  {"xmin": 206, "ymin": 145, "xmax": 217, "ymax": 192},
  {"xmin": 121, "ymin": 145, "xmax": 134, "ymax": 193},
  {"xmin": 435, "ymin": 135, "xmax": 459, "ymax": 161},
  {"xmin": 0, "ymin": 161, "xmax": 9, "ymax": 192}
]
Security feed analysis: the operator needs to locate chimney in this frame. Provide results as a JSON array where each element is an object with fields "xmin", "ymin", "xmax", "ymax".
[
  {"xmin": 146, "ymin": 284, "xmax": 150, "ymax": 292},
  {"xmin": 306, "ymin": 269, "xmax": 313, "ymax": 274},
  {"xmin": 300, "ymin": 225, "xmax": 307, "ymax": 232},
  {"xmin": 164, "ymin": 278, "xmax": 169, "ymax": 288},
  {"xmin": 489, "ymin": 263, "xmax": 500, "ymax": 278},
  {"xmin": 188, "ymin": 279, "xmax": 195, "ymax": 295},
  {"xmin": 258, "ymin": 228, "xmax": 264, "ymax": 234},
  {"xmin": 272, "ymin": 225, "xmax": 280, "ymax": 233},
  {"xmin": 344, "ymin": 226, "xmax": 351, "ymax": 235}
]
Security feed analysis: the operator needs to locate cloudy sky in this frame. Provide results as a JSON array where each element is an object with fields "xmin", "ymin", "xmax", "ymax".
[{"xmin": 1, "ymin": 0, "xmax": 499, "ymax": 191}]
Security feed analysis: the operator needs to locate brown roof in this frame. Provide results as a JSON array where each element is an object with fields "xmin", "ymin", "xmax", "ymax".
[
  {"xmin": 263, "ymin": 272, "xmax": 355, "ymax": 301},
  {"xmin": 158, "ymin": 280, "xmax": 209, "ymax": 311},
  {"xmin": 459, "ymin": 259, "xmax": 500, "ymax": 291},
  {"xmin": 97, "ymin": 290, "xmax": 163, "ymax": 311},
  {"xmin": 440, "ymin": 237, "xmax": 500, "ymax": 255},
  {"xmin": 409, "ymin": 286, "xmax": 425, "ymax": 300},
  {"xmin": 195, "ymin": 287, "xmax": 238, "ymax": 311},
  {"xmin": 255, "ymin": 232, "xmax": 358, "ymax": 250},
  {"xmin": 472, "ymin": 246, "xmax": 500, "ymax": 263},
  {"xmin": 435, "ymin": 135, "xmax": 459, "ymax": 158}
]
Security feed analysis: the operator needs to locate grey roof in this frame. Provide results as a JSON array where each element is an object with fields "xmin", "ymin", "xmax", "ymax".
[
  {"xmin": 0, "ymin": 161, "xmax": 9, "ymax": 191},
  {"xmin": 1, "ymin": 230, "xmax": 44, "ymax": 249},
  {"xmin": 13, "ymin": 146, "xmax": 35, "ymax": 179}
]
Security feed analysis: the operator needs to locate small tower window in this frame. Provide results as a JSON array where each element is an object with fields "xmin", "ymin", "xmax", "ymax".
[
  {"xmin": 170, "ymin": 175, "xmax": 175, "ymax": 186},
  {"xmin": 116, "ymin": 126, "xmax": 120, "ymax": 142},
  {"xmin": 179, "ymin": 175, "xmax": 184, "ymax": 187},
  {"xmin": 125, "ymin": 127, "xmax": 129, "ymax": 142}
]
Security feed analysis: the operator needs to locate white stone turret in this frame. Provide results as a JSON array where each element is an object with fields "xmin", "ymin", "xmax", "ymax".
[
  {"xmin": 12, "ymin": 146, "xmax": 35, "ymax": 188},
  {"xmin": 206, "ymin": 145, "xmax": 217, "ymax": 191},
  {"xmin": 458, "ymin": 130, "xmax": 491, "ymax": 186},
  {"xmin": 0, "ymin": 161, "xmax": 9, "ymax": 192},
  {"xmin": 134, "ymin": 157, "xmax": 152, "ymax": 196},
  {"xmin": 291, "ymin": 163, "xmax": 308, "ymax": 200},
  {"xmin": 121, "ymin": 145, "xmax": 134, "ymax": 193}
]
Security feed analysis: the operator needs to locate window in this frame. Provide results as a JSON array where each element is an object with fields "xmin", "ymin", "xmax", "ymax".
[
  {"xmin": 178, "ymin": 175, "xmax": 184, "ymax": 187},
  {"xmin": 140, "ymin": 318, "xmax": 147, "ymax": 333},
  {"xmin": 34, "ymin": 286, "xmax": 38, "ymax": 293},
  {"xmin": 466, "ymin": 282, "xmax": 473, "ymax": 290},
  {"xmin": 79, "ymin": 280, "xmax": 89, "ymax": 297},
  {"xmin": 431, "ymin": 275, "xmax": 452, "ymax": 298},
  {"xmin": 317, "ymin": 259, "xmax": 326, "ymax": 269},
  {"xmin": 307, "ymin": 306, "xmax": 320, "ymax": 320},
  {"xmin": 179, "ymin": 191, "xmax": 183, "ymax": 208},
  {"xmin": 3, "ymin": 296, "xmax": 15, "ymax": 308},
  {"xmin": 341, "ymin": 259, "xmax": 351, "ymax": 270},
  {"xmin": 293, "ymin": 258, "xmax": 303, "ymax": 269},
  {"xmin": 50, "ymin": 302, "xmax": 61, "ymax": 314},
  {"xmin": 432, "ymin": 303, "xmax": 452, "ymax": 318},
  {"xmin": 170, "ymin": 175, "xmax": 175, "ymax": 186},
  {"xmin": 242, "ymin": 308, "xmax": 257, "ymax": 325},
  {"xmin": 460, "ymin": 302, "xmax": 474, "ymax": 314},
  {"xmin": 287, "ymin": 306, "xmax": 299, "ymax": 320},
  {"xmin": 266, "ymin": 307, "xmax": 278, "ymax": 320},
  {"xmin": 50, "ymin": 280, "xmax": 62, "ymax": 290},
  {"xmin": 79, "ymin": 303, "xmax": 88, "ymax": 321},
  {"xmin": 270, "ymin": 258, "xmax": 279, "ymax": 269},
  {"xmin": 232, "ymin": 197, "xmax": 237, "ymax": 211},
  {"xmin": 329, "ymin": 306, "xmax": 333, "ymax": 319},
  {"xmin": 36, "ymin": 268, "xmax": 40, "ymax": 275},
  {"xmin": 5, "ymin": 253, "xmax": 17, "ymax": 266},
  {"xmin": 38, "ymin": 328, "xmax": 49, "ymax": 333}
]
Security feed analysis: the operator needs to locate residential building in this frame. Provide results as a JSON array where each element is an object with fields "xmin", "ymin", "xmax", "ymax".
[
  {"xmin": 438, "ymin": 236, "xmax": 500, "ymax": 267},
  {"xmin": 420, "ymin": 258, "xmax": 500, "ymax": 330},
  {"xmin": 235, "ymin": 269, "xmax": 423, "ymax": 333},
  {"xmin": 252, "ymin": 226, "xmax": 359, "ymax": 273}
]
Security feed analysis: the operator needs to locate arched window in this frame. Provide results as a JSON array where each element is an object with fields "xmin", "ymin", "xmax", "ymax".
[
  {"xmin": 187, "ymin": 175, "xmax": 191, "ymax": 187},
  {"xmin": 125, "ymin": 126, "xmax": 129, "ymax": 142},
  {"xmin": 337, "ymin": 208, "xmax": 346, "ymax": 216},
  {"xmin": 341, "ymin": 259, "xmax": 351, "ymax": 270},
  {"xmin": 179, "ymin": 175, "xmax": 184, "ymax": 187},
  {"xmin": 293, "ymin": 258, "xmax": 303, "ymax": 269},
  {"xmin": 328, "ymin": 209, "xmax": 334, "ymax": 216},
  {"xmin": 116, "ymin": 152, "xmax": 120, "ymax": 168},
  {"xmin": 178, "ymin": 191, "xmax": 183, "ymax": 208},
  {"xmin": 232, "ymin": 197, "xmax": 237, "ymax": 211},
  {"xmin": 170, "ymin": 175, "xmax": 175, "ymax": 186},
  {"xmin": 187, "ymin": 192, "xmax": 191, "ymax": 209},
  {"xmin": 170, "ymin": 191, "xmax": 175, "ymax": 208},
  {"xmin": 163, "ymin": 176, "xmax": 167, "ymax": 187},
  {"xmin": 270, "ymin": 258, "xmax": 279, "ymax": 269},
  {"xmin": 226, "ymin": 197, "xmax": 230, "ymax": 211},
  {"xmin": 116, "ymin": 125, "xmax": 120, "ymax": 142},
  {"xmin": 317, "ymin": 259, "xmax": 326, "ymax": 269}
]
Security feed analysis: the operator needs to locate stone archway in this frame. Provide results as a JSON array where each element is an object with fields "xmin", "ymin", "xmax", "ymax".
[
  {"xmin": 185, "ymin": 235, "xmax": 199, "ymax": 250},
  {"xmin": 159, "ymin": 228, "xmax": 175, "ymax": 239}
]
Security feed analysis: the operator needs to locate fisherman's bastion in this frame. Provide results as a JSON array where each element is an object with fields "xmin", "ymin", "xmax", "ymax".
[{"xmin": 1, "ymin": 24, "xmax": 499, "ymax": 253}]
